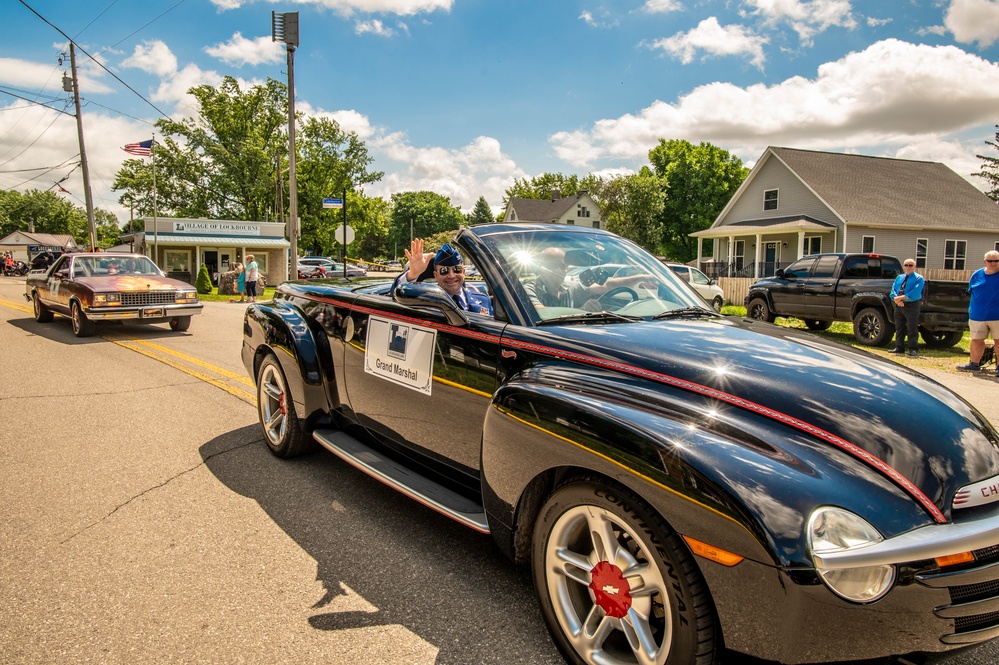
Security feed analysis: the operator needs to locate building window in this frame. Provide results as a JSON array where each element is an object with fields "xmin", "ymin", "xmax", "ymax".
[
  {"xmin": 592, "ymin": 221, "xmax": 600, "ymax": 230},
  {"xmin": 565, "ymin": 220, "xmax": 574, "ymax": 225},
  {"xmin": 165, "ymin": 249, "xmax": 191, "ymax": 273},
  {"xmin": 862, "ymin": 236, "xmax": 875, "ymax": 253},
  {"xmin": 255, "ymin": 252, "xmax": 269, "ymax": 275},
  {"xmin": 916, "ymin": 238, "xmax": 928, "ymax": 269},
  {"xmin": 944, "ymin": 240, "xmax": 967, "ymax": 270},
  {"xmin": 764, "ymin": 189, "xmax": 778, "ymax": 211},
  {"xmin": 733, "ymin": 240, "xmax": 745, "ymax": 271},
  {"xmin": 804, "ymin": 236, "xmax": 821, "ymax": 255},
  {"xmin": 577, "ymin": 205, "xmax": 590, "ymax": 218}
]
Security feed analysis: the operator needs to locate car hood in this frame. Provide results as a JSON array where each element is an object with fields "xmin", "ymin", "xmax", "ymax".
[
  {"xmin": 75, "ymin": 275, "xmax": 194, "ymax": 291},
  {"xmin": 549, "ymin": 315, "xmax": 999, "ymax": 522}
]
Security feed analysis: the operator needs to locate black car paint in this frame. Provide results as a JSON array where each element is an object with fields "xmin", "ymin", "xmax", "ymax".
[{"xmin": 242, "ymin": 224, "xmax": 999, "ymax": 663}]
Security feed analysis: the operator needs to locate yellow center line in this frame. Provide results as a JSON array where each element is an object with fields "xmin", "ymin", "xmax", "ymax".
[
  {"xmin": 107, "ymin": 336, "xmax": 257, "ymax": 405},
  {"xmin": 105, "ymin": 332, "xmax": 255, "ymax": 387},
  {"xmin": 0, "ymin": 296, "xmax": 33, "ymax": 314}
]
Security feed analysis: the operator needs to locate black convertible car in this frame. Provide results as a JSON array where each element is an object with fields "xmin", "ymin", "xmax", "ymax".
[{"xmin": 242, "ymin": 224, "xmax": 999, "ymax": 665}]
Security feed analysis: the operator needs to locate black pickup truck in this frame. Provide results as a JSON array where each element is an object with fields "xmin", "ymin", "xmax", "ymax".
[{"xmin": 745, "ymin": 253, "xmax": 969, "ymax": 347}]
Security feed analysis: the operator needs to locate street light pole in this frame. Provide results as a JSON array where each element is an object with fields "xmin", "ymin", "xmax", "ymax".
[
  {"xmin": 67, "ymin": 43, "xmax": 97, "ymax": 250},
  {"xmin": 273, "ymin": 12, "xmax": 300, "ymax": 281}
]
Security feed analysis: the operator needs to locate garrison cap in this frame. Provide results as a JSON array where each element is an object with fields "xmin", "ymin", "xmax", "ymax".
[{"xmin": 434, "ymin": 244, "xmax": 463, "ymax": 267}]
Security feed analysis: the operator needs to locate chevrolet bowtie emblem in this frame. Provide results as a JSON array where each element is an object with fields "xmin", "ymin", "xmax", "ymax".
[{"xmin": 602, "ymin": 585, "xmax": 620, "ymax": 595}]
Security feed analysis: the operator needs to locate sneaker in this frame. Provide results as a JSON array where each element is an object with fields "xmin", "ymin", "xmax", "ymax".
[
  {"xmin": 888, "ymin": 348, "xmax": 905, "ymax": 354},
  {"xmin": 956, "ymin": 362, "xmax": 980, "ymax": 371},
  {"xmin": 908, "ymin": 350, "xmax": 918, "ymax": 357}
]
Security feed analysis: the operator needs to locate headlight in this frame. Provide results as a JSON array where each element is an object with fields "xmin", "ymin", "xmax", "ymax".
[
  {"xmin": 807, "ymin": 506, "xmax": 896, "ymax": 603},
  {"xmin": 94, "ymin": 294, "xmax": 121, "ymax": 305},
  {"xmin": 175, "ymin": 291, "xmax": 197, "ymax": 302}
]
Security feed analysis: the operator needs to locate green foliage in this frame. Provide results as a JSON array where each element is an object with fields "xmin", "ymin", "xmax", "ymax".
[
  {"xmin": 0, "ymin": 189, "xmax": 89, "ymax": 244},
  {"xmin": 389, "ymin": 191, "xmax": 465, "ymax": 250},
  {"xmin": 466, "ymin": 196, "xmax": 495, "ymax": 225},
  {"xmin": 195, "ymin": 262, "xmax": 213, "ymax": 294},
  {"xmin": 648, "ymin": 139, "xmax": 748, "ymax": 261},
  {"xmin": 974, "ymin": 125, "xmax": 999, "ymax": 202},
  {"xmin": 504, "ymin": 173, "xmax": 604, "ymax": 206},
  {"xmin": 601, "ymin": 167, "xmax": 667, "ymax": 251}
]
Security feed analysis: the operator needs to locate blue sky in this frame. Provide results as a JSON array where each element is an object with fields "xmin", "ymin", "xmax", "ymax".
[{"xmin": 3, "ymin": 0, "xmax": 999, "ymax": 223}]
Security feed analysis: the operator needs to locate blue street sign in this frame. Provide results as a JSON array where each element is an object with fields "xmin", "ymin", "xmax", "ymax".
[{"xmin": 323, "ymin": 198, "xmax": 343, "ymax": 209}]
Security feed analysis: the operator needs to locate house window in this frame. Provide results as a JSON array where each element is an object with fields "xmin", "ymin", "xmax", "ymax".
[
  {"xmin": 862, "ymin": 236, "xmax": 875, "ymax": 253},
  {"xmin": 764, "ymin": 189, "xmax": 778, "ymax": 211},
  {"xmin": 577, "ymin": 205, "xmax": 590, "ymax": 218},
  {"xmin": 592, "ymin": 221, "xmax": 600, "ymax": 230},
  {"xmin": 165, "ymin": 249, "xmax": 191, "ymax": 272},
  {"xmin": 804, "ymin": 236, "xmax": 821, "ymax": 255},
  {"xmin": 565, "ymin": 220, "xmax": 574, "ymax": 225},
  {"xmin": 944, "ymin": 240, "xmax": 967, "ymax": 270},
  {"xmin": 916, "ymin": 238, "xmax": 928, "ymax": 269},
  {"xmin": 733, "ymin": 240, "xmax": 745, "ymax": 271}
]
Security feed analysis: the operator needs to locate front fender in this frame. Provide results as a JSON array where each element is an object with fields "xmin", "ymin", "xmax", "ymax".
[
  {"xmin": 241, "ymin": 299, "xmax": 339, "ymax": 429},
  {"xmin": 850, "ymin": 292, "xmax": 891, "ymax": 318}
]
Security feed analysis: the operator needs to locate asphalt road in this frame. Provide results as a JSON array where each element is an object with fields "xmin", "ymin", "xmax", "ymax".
[{"xmin": 1, "ymin": 278, "xmax": 997, "ymax": 665}]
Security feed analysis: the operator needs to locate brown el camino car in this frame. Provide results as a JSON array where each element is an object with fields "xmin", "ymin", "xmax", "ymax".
[{"xmin": 24, "ymin": 253, "xmax": 203, "ymax": 337}]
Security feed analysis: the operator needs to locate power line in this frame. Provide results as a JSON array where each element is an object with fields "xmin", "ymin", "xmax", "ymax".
[
  {"xmin": 0, "ymin": 87, "xmax": 75, "ymax": 116},
  {"xmin": 18, "ymin": 0, "xmax": 172, "ymax": 120}
]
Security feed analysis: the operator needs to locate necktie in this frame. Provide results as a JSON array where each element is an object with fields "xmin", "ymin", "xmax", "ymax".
[{"xmin": 899, "ymin": 274, "xmax": 909, "ymax": 295}]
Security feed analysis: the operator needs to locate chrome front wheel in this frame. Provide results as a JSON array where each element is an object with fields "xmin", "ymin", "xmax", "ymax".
[{"xmin": 256, "ymin": 354, "xmax": 312, "ymax": 457}]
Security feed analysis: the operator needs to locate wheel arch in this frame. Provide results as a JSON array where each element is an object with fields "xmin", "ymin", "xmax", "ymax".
[
  {"xmin": 243, "ymin": 301, "xmax": 340, "ymax": 430},
  {"xmin": 849, "ymin": 292, "xmax": 891, "ymax": 319}
]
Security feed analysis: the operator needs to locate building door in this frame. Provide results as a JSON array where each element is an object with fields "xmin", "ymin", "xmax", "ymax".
[
  {"xmin": 763, "ymin": 242, "xmax": 780, "ymax": 277},
  {"xmin": 202, "ymin": 250, "xmax": 218, "ymax": 285},
  {"xmin": 219, "ymin": 249, "xmax": 235, "ymax": 274}
]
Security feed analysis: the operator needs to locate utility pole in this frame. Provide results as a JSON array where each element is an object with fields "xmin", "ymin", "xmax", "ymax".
[
  {"xmin": 273, "ymin": 12, "xmax": 300, "ymax": 281},
  {"xmin": 66, "ymin": 43, "xmax": 97, "ymax": 250}
]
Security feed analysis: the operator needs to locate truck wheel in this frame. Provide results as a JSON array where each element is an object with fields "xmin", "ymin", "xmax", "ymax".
[
  {"xmin": 853, "ymin": 307, "xmax": 894, "ymax": 347},
  {"xmin": 256, "ymin": 354, "xmax": 315, "ymax": 458},
  {"xmin": 711, "ymin": 296, "xmax": 723, "ymax": 312},
  {"xmin": 803, "ymin": 319, "xmax": 832, "ymax": 331},
  {"xmin": 747, "ymin": 297, "xmax": 776, "ymax": 323},
  {"xmin": 71, "ymin": 301, "xmax": 95, "ymax": 337},
  {"xmin": 32, "ymin": 292, "xmax": 53, "ymax": 323},
  {"xmin": 532, "ymin": 478, "xmax": 719, "ymax": 665},
  {"xmin": 169, "ymin": 316, "xmax": 191, "ymax": 332},
  {"xmin": 919, "ymin": 328, "xmax": 964, "ymax": 349}
]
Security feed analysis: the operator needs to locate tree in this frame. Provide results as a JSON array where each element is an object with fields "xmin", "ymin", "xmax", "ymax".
[
  {"xmin": 974, "ymin": 125, "xmax": 999, "ymax": 202},
  {"xmin": 389, "ymin": 191, "xmax": 465, "ymax": 250},
  {"xmin": 195, "ymin": 262, "xmax": 213, "ymax": 294},
  {"xmin": 0, "ymin": 189, "xmax": 89, "ymax": 244},
  {"xmin": 466, "ymin": 196, "xmax": 495, "ymax": 225},
  {"xmin": 601, "ymin": 167, "xmax": 667, "ymax": 252},
  {"xmin": 648, "ymin": 139, "xmax": 748, "ymax": 261},
  {"xmin": 503, "ymin": 173, "xmax": 604, "ymax": 207}
]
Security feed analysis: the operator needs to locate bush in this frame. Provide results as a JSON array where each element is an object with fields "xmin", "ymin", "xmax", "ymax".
[{"xmin": 195, "ymin": 263, "xmax": 213, "ymax": 294}]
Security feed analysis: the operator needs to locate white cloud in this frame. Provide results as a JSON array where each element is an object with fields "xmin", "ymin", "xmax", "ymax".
[
  {"xmin": 551, "ymin": 39, "xmax": 999, "ymax": 182},
  {"xmin": 580, "ymin": 10, "xmax": 619, "ymax": 29},
  {"xmin": 0, "ymin": 57, "xmax": 114, "ymax": 95},
  {"xmin": 744, "ymin": 0, "xmax": 857, "ymax": 44},
  {"xmin": 355, "ymin": 20, "xmax": 397, "ymax": 37},
  {"xmin": 364, "ymin": 133, "xmax": 526, "ymax": 210},
  {"xmin": 945, "ymin": 0, "xmax": 999, "ymax": 47},
  {"xmin": 642, "ymin": 0, "xmax": 683, "ymax": 13},
  {"xmin": 209, "ymin": 0, "xmax": 454, "ymax": 16},
  {"xmin": 121, "ymin": 41, "xmax": 178, "ymax": 78},
  {"xmin": 866, "ymin": 17, "xmax": 892, "ymax": 27},
  {"xmin": 205, "ymin": 33, "xmax": 284, "ymax": 66},
  {"xmin": 650, "ymin": 17, "xmax": 768, "ymax": 68}
]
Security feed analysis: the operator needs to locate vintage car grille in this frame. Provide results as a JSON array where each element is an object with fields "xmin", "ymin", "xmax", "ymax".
[
  {"xmin": 119, "ymin": 292, "xmax": 179, "ymax": 306},
  {"xmin": 919, "ymin": 543, "xmax": 999, "ymax": 644}
]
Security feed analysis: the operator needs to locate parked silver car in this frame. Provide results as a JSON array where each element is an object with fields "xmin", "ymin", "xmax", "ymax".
[{"xmin": 664, "ymin": 262, "xmax": 725, "ymax": 311}]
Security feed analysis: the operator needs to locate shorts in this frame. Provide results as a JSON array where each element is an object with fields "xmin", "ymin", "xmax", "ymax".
[
  {"xmin": 968, "ymin": 319, "xmax": 999, "ymax": 340},
  {"xmin": 246, "ymin": 281, "xmax": 257, "ymax": 297}
]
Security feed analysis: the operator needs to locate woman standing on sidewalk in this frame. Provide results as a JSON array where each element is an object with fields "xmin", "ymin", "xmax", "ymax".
[{"xmin": 244, "ymin": 255, "xmax": 258, "ymax": 303}]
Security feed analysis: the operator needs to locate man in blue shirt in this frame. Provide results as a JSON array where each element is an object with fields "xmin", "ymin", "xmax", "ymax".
[
  {"xmin": 395, "ymin": 239, "xmax": 493, "ymax": 316},
  {"xmin": 957, "ymin": 250, "xmax": 999, "ymax": 374},
  {"xmin": 889, "ymin": 258, "xmax": 925, "ymax": 357}
]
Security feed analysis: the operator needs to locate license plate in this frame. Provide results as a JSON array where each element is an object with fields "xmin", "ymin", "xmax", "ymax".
[{"xmin": 142, "ymin": 307, "xmax": 164, "ymax": 317}]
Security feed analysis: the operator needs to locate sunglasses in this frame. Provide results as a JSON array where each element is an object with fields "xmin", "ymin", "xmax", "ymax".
[
  {"xmin": 988, "ymin": 260, "xmax": 999, "ymax": 264},
  {"xmin": 436, "ymin": 265, "xmax": 465, "ymax": 275},
  {"xmin": 903, "ymin": 264, "xmax": 915, "ymax": 267}
]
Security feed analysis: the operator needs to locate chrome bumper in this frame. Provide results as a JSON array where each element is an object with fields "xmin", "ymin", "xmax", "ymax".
[{"xmin": 85, "ymin": 303, "xmax": 204, "ymax": 321}]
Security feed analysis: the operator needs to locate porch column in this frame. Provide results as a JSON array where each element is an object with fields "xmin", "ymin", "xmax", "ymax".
[
  {"xmin": 798, "ymin": 231, "xmax": 805, "ymax": 257},
  {"xmin": 754, "ymin": 234, "xmax": 762, "ymax": 279}
]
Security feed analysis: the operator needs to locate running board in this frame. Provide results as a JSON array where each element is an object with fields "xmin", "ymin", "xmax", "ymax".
[{"xmin": 312, "ymin": 429, "xmax": 490, "ymax": 533}]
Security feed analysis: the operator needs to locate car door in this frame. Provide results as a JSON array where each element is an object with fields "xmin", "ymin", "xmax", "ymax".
[
  {"xmin": 41, "ymin": 255, "xmax": 73, "ymax": 313},
  {"xmin": 768, "ymin": 257, "xmax": 815, "ymax": 317},
  {"xmin": 337, "ymin": 282, "xmax": 505, "ymax": 478},
  {"xmin": 801, "ymin": 255, "xmax": 841, "ymax": 320}
]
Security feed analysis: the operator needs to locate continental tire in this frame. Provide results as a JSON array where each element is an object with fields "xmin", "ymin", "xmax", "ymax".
[{"xmin": 532, "ymin": 478, "xmax": 720, "ymax": 665}]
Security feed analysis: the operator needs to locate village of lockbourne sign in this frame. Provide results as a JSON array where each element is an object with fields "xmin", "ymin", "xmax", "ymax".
[{"xmin": 172, "ymin": 221, "xmax": 261, "ymax": 236}]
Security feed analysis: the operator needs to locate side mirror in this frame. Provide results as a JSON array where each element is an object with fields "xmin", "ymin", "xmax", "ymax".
[{"xmin": 393, "ymin": 281, "xmax": 470, "ymax": 327}]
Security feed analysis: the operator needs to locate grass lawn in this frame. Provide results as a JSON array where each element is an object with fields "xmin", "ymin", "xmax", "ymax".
[
  {"xmin": 720, "ymin": 304, "xmax": 975, "ymax": 374},
  {"xmin": 197, "ymin": 286, "xmax": 278, "ymax": 302}
]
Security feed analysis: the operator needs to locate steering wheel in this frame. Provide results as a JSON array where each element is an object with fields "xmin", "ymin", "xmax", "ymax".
[{"xmin": 598, "ymin": 286, "xmax": 638, "ymax": 307}]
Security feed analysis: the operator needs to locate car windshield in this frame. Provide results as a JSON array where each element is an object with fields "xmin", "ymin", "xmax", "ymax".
[
  {"xmin": 70, "ymin": 256, "xmax": 162, "ymax": 277},
  {"xmin": 478, "ymin": 229, "xmax": 712, "ymax": 323}
]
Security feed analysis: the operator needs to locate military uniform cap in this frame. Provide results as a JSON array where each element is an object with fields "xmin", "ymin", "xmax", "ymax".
[{"xmin": 434, "ymin": 244, "xmax": 463, "ymax": 267}]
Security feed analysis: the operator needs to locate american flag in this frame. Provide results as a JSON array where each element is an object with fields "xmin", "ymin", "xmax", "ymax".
[{"xmin": 122, "ymin": 139, "xmax": 154, "ymax": 156}]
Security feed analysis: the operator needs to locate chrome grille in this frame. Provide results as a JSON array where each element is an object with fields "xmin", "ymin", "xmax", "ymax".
[{"xmin": 119, "ymin": 292, "xmax": 178, "ymax": 306}]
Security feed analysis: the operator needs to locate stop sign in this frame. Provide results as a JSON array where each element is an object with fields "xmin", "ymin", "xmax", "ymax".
[{"xmin": 334, "ymin": 224, "xmax": 355, "ymax": 245}]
